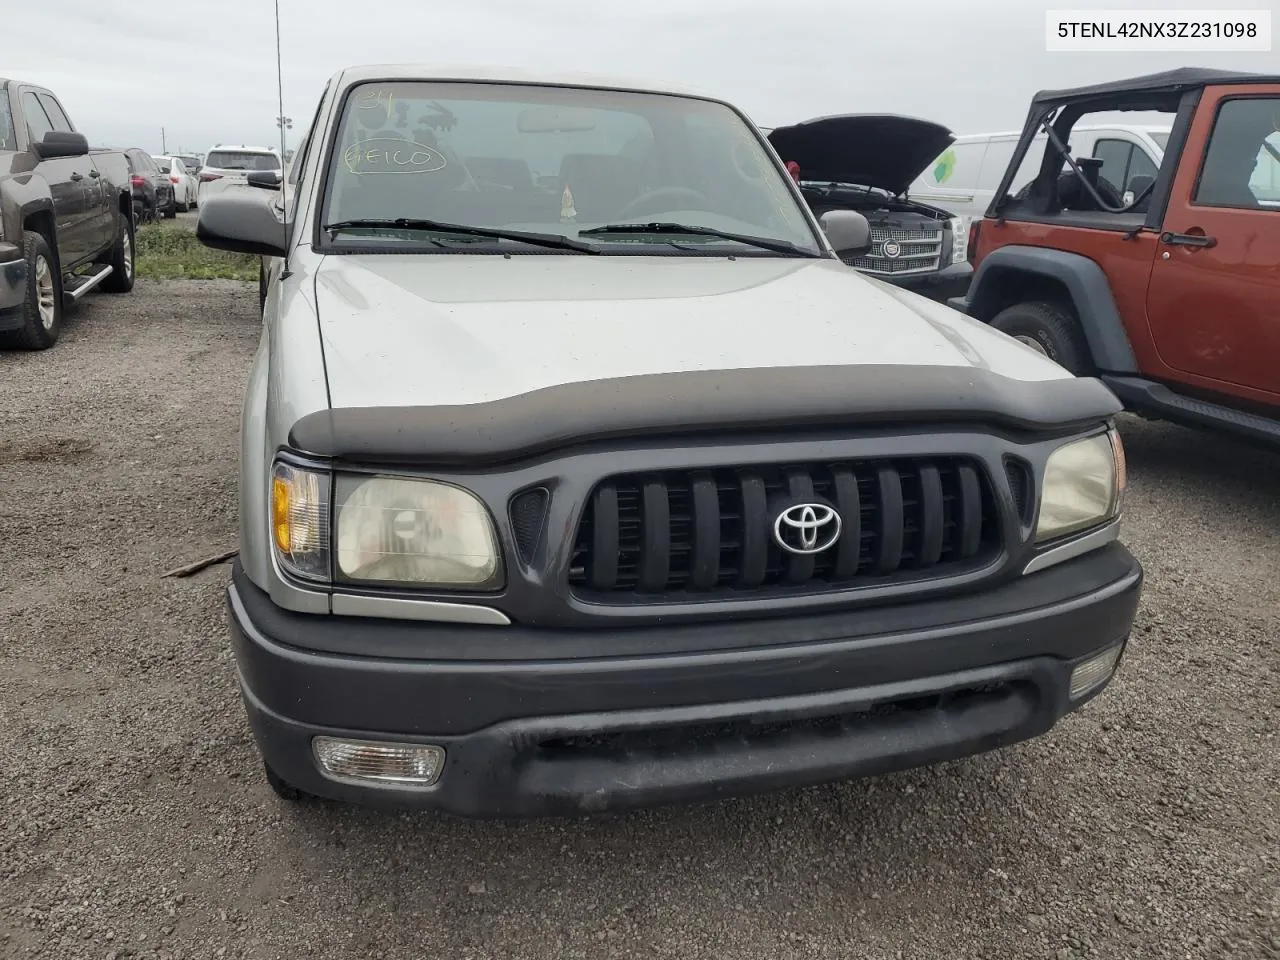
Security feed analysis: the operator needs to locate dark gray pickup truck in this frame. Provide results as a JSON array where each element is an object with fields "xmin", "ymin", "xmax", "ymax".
[{"xmin": 1, "ymin": 79, "xmax": 135, "ymax": 349}]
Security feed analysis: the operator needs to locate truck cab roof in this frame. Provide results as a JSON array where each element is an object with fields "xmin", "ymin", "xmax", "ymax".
[{"xmin": 326, "ymin": 63, "xmax": 713, "ymax": 101}]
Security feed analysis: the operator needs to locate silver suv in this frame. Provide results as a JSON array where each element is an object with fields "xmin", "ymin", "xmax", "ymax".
[{"xmin": 197, "ymin": 64, "xmax": 1142, "ymax": 818}]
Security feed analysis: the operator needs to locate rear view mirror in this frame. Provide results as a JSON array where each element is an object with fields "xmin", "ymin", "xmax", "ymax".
[
  {"xmin": 247, "ymin": 170, "xmax": 283, "ymax": 189},
  {"xmin": 820, "ymin": 210, "xmax": 872, "ymax": 257},
  {"xmin": 196, "ymin": 188, "xmax": 287, "ymax": 258},
  {"xmin": 33, "ymin": 131, "xmax": 89, "ymax": 160},
  {"xmin": 517, "ymin": 107, "xmax": 597, "ymax": 134}
]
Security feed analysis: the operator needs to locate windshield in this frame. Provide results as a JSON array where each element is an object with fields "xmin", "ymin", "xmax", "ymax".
[
  {"xmin": 320, "ymin": 81, "xmax": 820, "ymax": 255},
  {"xmin": 207, "ymin": 150, "xmax": 280, "ymax": 171}
]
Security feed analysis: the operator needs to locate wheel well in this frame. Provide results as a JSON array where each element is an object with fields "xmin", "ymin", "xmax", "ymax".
[
  {"xmin": 22, "ymin": 210, "xmax": 59, "ymax": 272},
  {"xmin": 23, "ymin": 210, "xmax": 56, "ymax": 248},
  {"xmin": 968, "ymin": 266, "xmax": 1076, "ymax": 324}
]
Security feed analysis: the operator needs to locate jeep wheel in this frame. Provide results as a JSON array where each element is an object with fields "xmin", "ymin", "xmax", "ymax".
[
  {"xmin": 990, "ymin": 301, "xmax": 1092, "ymax": 375},
  {"xmin": 1, "ymin": 231, "xmax": 63, "ymax": 350}
]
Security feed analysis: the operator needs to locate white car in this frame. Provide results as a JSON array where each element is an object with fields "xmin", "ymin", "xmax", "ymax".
[
  {"xmin": 153, "ymin": 155, "xmax": 199, "ymax": 211},
  {"xmin": 197, "ymin": 144, "xmax": 281, "ymax": 204}
]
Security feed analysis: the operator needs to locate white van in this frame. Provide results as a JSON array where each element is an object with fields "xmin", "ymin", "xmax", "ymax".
[{"xmin": 908, "ymin": 124, "xmax": 1171, "ymax": 227}]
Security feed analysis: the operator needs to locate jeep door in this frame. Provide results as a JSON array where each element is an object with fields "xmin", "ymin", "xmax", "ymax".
[{"xmin": 1144, "ymin": 85, "xmax": 1280, "ymax": 401}]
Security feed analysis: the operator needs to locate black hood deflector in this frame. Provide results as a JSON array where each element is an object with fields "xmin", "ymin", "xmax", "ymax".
[
  {"xmin": 289, "ymin": 365, "xmax": 1122, "ymax": 467},
  {"xmin": 766, "ymin": 114, "xmax": 955, "ymax": 196}
]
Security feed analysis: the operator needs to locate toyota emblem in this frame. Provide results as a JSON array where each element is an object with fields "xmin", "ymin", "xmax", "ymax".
[
  {"xmin": 773, "ymin": 503, "xmax": 842, "ymax": 555},
  {"xmin": 881, "ymin": 239, "xmax": 902, "ymax": 259}
]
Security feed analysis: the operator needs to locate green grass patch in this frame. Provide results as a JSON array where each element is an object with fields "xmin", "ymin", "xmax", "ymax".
[{"xmin": 134, "ymin": 222, "xmax": 259, "ymax": 281}]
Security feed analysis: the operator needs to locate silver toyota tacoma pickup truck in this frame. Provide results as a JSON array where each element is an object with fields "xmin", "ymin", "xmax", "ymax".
[{"xmin": 198, "ymin": 64, "xmax": 1142, "ymax": 818}]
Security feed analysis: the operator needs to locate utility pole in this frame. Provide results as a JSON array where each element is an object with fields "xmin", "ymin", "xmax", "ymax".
[
  {"xmin": 275, "ymin": 114, "xmax": 293, "ymax": 149},
  {"xmin": 161, "ymin": 127, "xmax": 167, "ymax": 152}
]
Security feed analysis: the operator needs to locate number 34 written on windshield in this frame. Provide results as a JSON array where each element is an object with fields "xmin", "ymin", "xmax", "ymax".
[{"xmin": 342, "ymin": 138, "xmax": 448, "ymax": 176}]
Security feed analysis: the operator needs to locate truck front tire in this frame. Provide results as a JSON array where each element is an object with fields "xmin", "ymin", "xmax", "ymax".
[
  {"xmin": 990, "ymin": 301, "xmax": 1092, "ymax": 376},
  {"xmin": 1, "ymin": 231, "xmax": 63, "ymax": 350},
  {"xmin": 263, "ymin": 760, "xmax": 310, "ymax": 804}
]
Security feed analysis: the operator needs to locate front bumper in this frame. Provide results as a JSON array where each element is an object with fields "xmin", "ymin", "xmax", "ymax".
[
  {"xmin": 228, "ymin": 543, "xmax": 1142, "ymax": 818},
  {"xmin": 877, "ymin": 260, "xmax": 973, "ymax": 302},
  {"xmin": 0, "ymin": 243, "xmax": 29, "ymax": 331}
]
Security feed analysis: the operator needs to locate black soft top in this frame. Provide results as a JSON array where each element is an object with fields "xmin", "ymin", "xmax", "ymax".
[{"xmin": 1032, "ymin": 67, "xmax": 1279, "ymax": 108}]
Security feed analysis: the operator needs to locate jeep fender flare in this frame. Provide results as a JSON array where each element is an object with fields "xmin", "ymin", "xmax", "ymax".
[{"xmin": 966, "ymin": 245, "xmax": 1137, "ymax": 374}]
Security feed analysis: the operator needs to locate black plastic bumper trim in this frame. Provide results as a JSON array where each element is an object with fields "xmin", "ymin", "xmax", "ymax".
[{"xmin": 227, "ymin": 545, "xmax": 1140, "ymax": 816}]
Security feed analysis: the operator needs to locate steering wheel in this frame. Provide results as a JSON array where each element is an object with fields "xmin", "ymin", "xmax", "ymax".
[{"xmin": 619, "ymin": 187, "xmax": 712, "ymax": 220}]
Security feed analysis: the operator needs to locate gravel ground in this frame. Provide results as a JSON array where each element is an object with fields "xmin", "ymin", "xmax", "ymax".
[{"xmin": 1, "ymin": 279, "xmax": 1277, "ymax": 960}]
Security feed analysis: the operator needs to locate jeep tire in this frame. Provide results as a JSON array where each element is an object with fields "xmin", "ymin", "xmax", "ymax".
[{"xmin": 990, "ymin": 301, "xmax": 1092, "ymax": 375}]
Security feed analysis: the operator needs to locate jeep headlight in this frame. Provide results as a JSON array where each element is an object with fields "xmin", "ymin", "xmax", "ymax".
[
  {"xmin": 1035, "ymin": 429, "xmax": 1126, "ymax": 543},
  {"xmin": 950, "ymin": 216, "xmax": 967, "ymax": 263},
  {"xmin": 335, "ymin": 476, "xmax": 502, "ymax": 588}
]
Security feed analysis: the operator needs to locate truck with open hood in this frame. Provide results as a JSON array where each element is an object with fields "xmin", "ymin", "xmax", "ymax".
[{"xmin": 764, "ymin": 113, "xmax": 972, "ymax": 303}]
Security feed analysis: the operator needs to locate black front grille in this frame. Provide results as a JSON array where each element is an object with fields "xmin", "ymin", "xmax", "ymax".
[
  {"xmin": 509, "ymin": 487, "xmax": 549, "ymax": 564},
  {"xmin": 568, "ymin": 457, "xmax": 998, "ymax": 599}
]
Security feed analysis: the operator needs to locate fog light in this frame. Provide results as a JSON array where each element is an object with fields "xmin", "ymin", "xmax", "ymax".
[
  {"xmin": 312, "ymin": 737, "xmax": 445, "ymax": 788},
  {"xmin": 1069, "ymin": 645, "xmax": 1124, "ymax": 701}
]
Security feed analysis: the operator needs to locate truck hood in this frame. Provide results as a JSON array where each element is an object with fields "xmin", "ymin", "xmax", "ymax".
[
  {"xmin": 311, "ymin": 254, "xmax": 1068, "ymax": 411},
  {"xmin": 766, "ymin": 114, "xmax": 955, "ymax": 197}
]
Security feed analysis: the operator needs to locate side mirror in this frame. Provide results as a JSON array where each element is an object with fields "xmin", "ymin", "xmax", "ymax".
[
  {"xmin": 1126, "ymin": 174, "xmax": 1155, "ymax": 201},
  {"xmin": 196, "ymin": 189, "xmax": 288, "ymax": 258},
  {"xmin": 820, "ymin": 209, "xmax": 872, "ymax": 257},
  {"xmin": 33, "ymin": 131, "xmax": 90, "ymax": 160},
  {"xmin": 246, "ymin": 170, "xmax": 283, "ymax": 189}
]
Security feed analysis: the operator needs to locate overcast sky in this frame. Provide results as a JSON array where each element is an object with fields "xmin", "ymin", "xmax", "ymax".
[{"xmin": 5, "ymin": 0, "xmax": 1275, "ymax": 156}]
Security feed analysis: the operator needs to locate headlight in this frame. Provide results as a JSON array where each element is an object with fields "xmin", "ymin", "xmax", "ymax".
[
  {"xmin": 1035, "ymin": 429, "xmax": 1126, "ymax": 543},
  {"xmin": 335, "ymin": 476, "xmax": 502, "ymax": 589},
  {"xmin": 271, "ymin": 461, "xmax": 332, "ymax": 581},
  {"xmin": 950, "ymin": 216, "xmax": 967, "ymax": 263}
]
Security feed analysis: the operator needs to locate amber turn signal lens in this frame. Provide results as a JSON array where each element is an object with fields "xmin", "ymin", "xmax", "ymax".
[
  {"xmin": 269, "ymin": 461, "xmax": 331, "ymax": 582},
  {"xmin": 272, "ymin": 476, "xmax": 291, "ymax": 553}
]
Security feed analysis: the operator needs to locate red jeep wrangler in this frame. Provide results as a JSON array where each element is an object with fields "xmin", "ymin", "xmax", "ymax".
[{"xmin": 950, "ymin": 68, "xmax": 1280, "ymax": 446}]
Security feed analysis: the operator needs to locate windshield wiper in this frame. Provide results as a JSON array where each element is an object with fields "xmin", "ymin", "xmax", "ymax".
[
  {"xmin": 322, "ymin": 218, "xmax": 600, "ymax": 254},
  {"xmin": 579, "ymin": 222, "xmax": 815, "ymax": 257}
]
